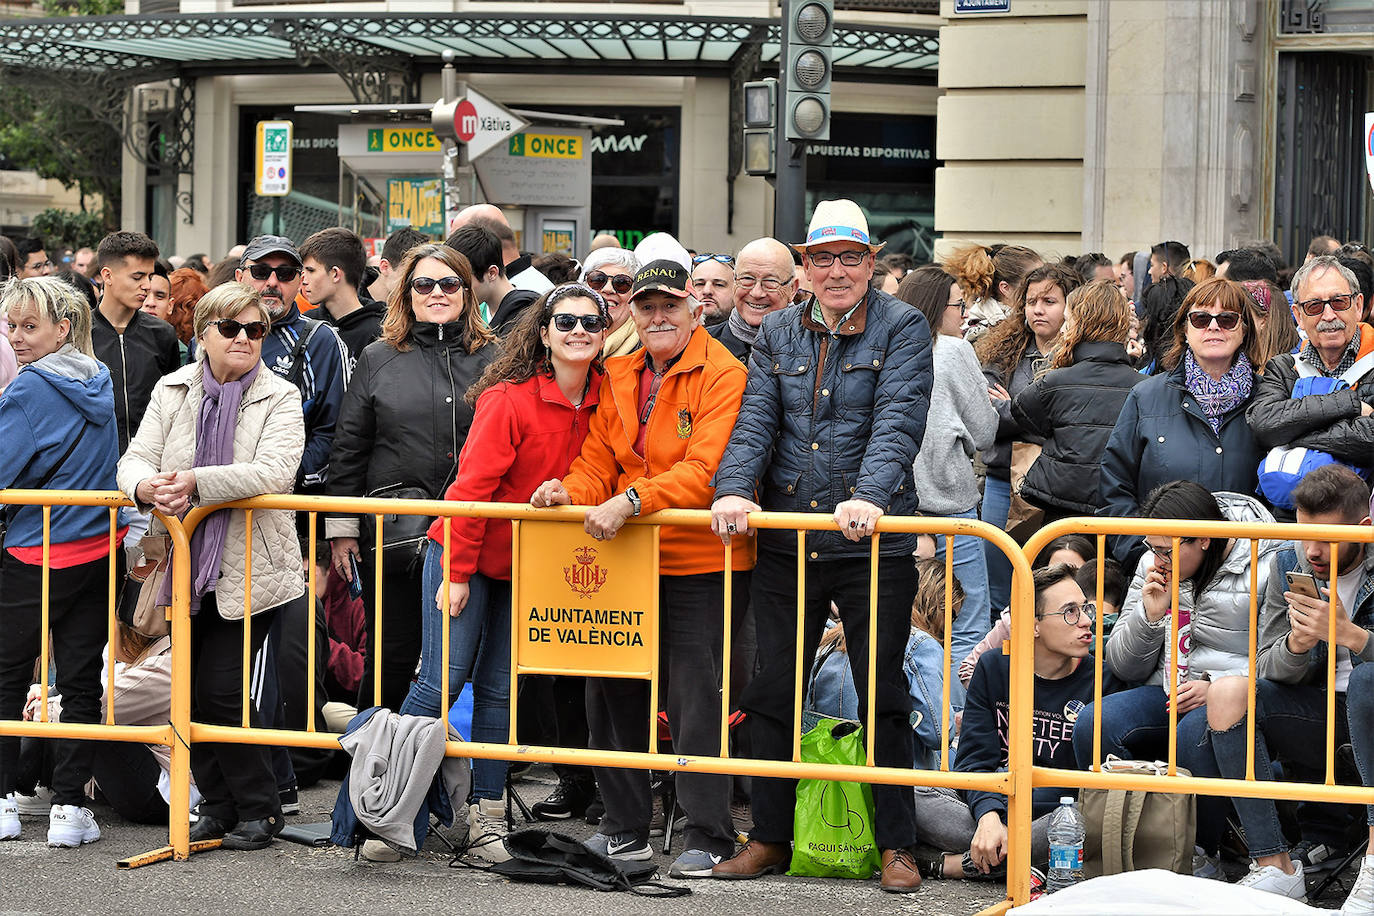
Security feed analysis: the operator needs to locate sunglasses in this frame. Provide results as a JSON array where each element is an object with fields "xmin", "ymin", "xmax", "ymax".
[
  {"xmin": 692, "ymin": 253, "xmax": 735, "ymax": 266},
  {"xmin": 551, "ymin": 313, "xmax": 608, "ymax": 333},
  {"xmin": 585, "ymin": 270, "xmax": 634, "ymax": 295},
  {"xmin": 1297, "ymin": 294, "xmax": 1355, "ymax": 317},
  {"xmin": 411, "ymin": 275, "xmax": 464, "ymax": 296},
  {"xmin": 212, "ymin": 319, "xmax": 268, "ymax": 341},
  {"xmin": 245, "ymin": 264, "xmax": 302, "ymax": 283},
  {"xmin": 1186, "ymin": 310, "xmax": 1241, "ymax": 331}
]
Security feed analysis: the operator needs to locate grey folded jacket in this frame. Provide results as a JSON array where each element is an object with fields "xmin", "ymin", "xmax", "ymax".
[{"xmin": 340, "ymin": 709, "xmax": 465, "ymax": 852}]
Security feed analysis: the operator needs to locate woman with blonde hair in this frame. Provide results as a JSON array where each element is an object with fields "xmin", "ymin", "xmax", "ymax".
[
  {"xmin": 327, "ymin": 244, "xmax": 498, "ymax": 713},
  {"xmin": 1012, "ymin": 280, "xmax": 1145, "ymax": 524},
  {"xmin": 119, "ymin": 281, "xmax": 305, "ymax": 850},
  {"xmin": 0, "ymin": 276, "xmax": 122, "ymax": 848},
  {"xmin": 943, "ymin": 243, "xmax": 1042, "ymax": 342}
]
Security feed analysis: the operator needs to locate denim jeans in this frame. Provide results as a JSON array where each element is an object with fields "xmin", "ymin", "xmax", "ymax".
[
  {"xmin": 399, "ymin": 541, "xmax": 510, "ymax": 801},
  {"xmin": 981, "ymin": 474, "xmax": 1012, "ymax": 614},
  {"xmin": 1345, "ymin": 663, "xmax": 1374, "ymax": 827},
  {"xmin": 1072, "ymin": 684, "xmax": 1226, "ymax": 852},
  {"xmin": 1210, "ymin": 677, "xmax": 1347, "ymax": 857},
  {"xmin": 933, "ymin": 507, "xmax": 991, "ymax": 712}
]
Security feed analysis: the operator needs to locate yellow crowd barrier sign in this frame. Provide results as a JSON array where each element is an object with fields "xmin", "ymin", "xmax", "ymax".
[{"xmin": 512, "ymin": 520, "xmax": 659, "ymax": 678}]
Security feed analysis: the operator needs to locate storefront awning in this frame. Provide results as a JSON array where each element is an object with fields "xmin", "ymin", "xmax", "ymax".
[{"xmin": 0, "ymin": 11, "xmax": 939, "ymax": 92}]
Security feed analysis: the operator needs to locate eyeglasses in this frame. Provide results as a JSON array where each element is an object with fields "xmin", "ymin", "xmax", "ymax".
[
  {"xmin": 411, "ymin": 275, "xmax": 464, "ymax": 296},
  {"xmin": 212, "ymin": 319, "xmax": 268, "ymax": 341},
  {"xmin": 1037, "ymin": 602, "xmax": 1096, "ymax": 626},
  {"xmin": 1141, "ymin": 536, "xmax": 1196, "ymax": 562},
  {"xmin": 692, "ymin": 253, "xmax": 735, "ymax": 267},
  {"xmin": 584, "ymin": 270, "xmax": 635, "ymax": 294},
  {"xmin": 736, "ymin": 275, "xmax": 792, "ymax": 292},
  {"xmin": 947, "ymin": 299, "xmax": 968, "ymax": 313},
  {"xmin": 245, "ymin": 264, "xmax": 302, "ymax": 283},
  {"xmin": 551, "ymin": 313, "xmax": 608, "ymax": 333},
  {"xmin": 1297, "ymin": 294, "xmax": 1355, "ymax": 316},
  {"xmin": 1187, "ymin": 310, "xmax": 1241, "ymax": 331},
  {"xmin": 807, "ymin": 250, "xmax": 869, "ymax": 269}
]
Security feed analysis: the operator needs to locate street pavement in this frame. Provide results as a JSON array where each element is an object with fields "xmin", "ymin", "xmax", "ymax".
[{"xmin": 0, "ymin": 765, "xmax": 1005, "ymax": 916}]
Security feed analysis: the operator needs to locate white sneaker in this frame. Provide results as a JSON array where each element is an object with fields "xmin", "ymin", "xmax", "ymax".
[
  {"xmin": 0, "ymin": 794, "xmax": 19, "ymax": 840},
  {"xmin": 15, "ymin": 787, "xmax": 53, "ymax": 816},
  {"xmin": 1237, "ymin": 859, "xmax": 1306, "ymax": 901},
  {"xmin": 47, "ymin": 805, "xmax": 100, "ymax": 848},
  {"xmin": 1192, "ymin": 845, "xmax": 1223, "ymax": 880},
  {"xmin": 466, "ymin": 798, "xmax": 511, "ymax": 863},
  {"xmin": 360, "ymin": 838, "xmax": 402, "ymax": 862},
  {"xmin": 1342, "ymin": 855, "xmax": 1374, "ymax": 915}
]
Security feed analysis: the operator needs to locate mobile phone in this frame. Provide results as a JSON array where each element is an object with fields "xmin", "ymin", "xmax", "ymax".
[
  {"xmin": 348, "ymin": 553, "xmax": 363, "ymax": 600},
  {"xmin": 1285, "ymin": 570, "xmax": 1322, "ymax": 600}
]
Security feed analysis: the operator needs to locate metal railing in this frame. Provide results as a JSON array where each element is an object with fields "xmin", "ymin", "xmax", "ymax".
[{"xmin": 20, "ymin": 492, "xmax": 1373, "ymax": 911}]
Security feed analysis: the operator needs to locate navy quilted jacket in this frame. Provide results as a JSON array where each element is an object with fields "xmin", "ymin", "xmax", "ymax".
[{"xmin": 712, "ymin": 289, "xmax": 934, "ymax": 558}]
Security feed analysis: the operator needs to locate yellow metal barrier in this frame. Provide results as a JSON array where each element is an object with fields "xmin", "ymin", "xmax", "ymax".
[
  {"xmin": 1012, "ymin": 516, "xmax": 1374, "ymax": 911},
  {"xmin": 5, "ymin": 488, "xmax": 1042, "ymax": 905}
]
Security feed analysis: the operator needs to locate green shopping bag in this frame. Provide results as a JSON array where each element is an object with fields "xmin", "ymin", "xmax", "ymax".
[{"xmin": 787, "ymin": 718, "xmax": 881, "ymax": 879}]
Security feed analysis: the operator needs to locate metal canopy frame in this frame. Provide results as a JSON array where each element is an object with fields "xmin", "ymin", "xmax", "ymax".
[
  {"xmin": 0, "ymin": 12, "xmax": 939, "ymax": 92},
  {"xmin": 0, "ymin": 11, "xmax": 937, "ymax": 229}
]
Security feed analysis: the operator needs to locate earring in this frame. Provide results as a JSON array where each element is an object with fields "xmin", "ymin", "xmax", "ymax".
[{"xmin": 540, "ymin": 344, "xmax": 553, "ymax": 375}]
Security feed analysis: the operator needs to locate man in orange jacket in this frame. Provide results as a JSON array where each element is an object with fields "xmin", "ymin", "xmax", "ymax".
[{"xmin": 532, "ymin": 257, "xmax": 753, "ymax": 879}]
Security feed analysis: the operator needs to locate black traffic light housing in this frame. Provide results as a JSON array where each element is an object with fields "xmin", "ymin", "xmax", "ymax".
[{"xmin": 783, "ymin": 0, "xmax": 833, "ymax": 142}]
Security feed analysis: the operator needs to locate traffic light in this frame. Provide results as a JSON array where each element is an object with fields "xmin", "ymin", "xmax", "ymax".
[
  {"xmin": 783, "ymin": 0, "xmax": 832, "ymax": 142},
  {"xmin": 742, "ymin": 78, "xmax": 777, "ymax": 176}
]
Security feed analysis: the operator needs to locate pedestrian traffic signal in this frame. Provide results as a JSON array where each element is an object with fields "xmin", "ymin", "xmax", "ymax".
[
  {"xmin": 743, "ymin": 78, "xmax": 777, "ymax": 176},
  {"xmin": 783, "ymin": 0, "xmax": 832, "ymax": 142}
]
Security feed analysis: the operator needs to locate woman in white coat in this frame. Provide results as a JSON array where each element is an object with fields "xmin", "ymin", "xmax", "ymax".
[{"xmin": 118, "ymin": 282, "xmax": 304, "ymax": 851}]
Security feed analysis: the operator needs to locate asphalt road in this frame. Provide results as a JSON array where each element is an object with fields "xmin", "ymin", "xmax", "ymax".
[{"xmin": 0, "ymin": 766, "xmax": 1006, "ymax": 916}]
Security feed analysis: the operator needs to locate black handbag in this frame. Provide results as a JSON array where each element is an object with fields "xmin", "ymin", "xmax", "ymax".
[{"xmin": 359, "ymin": 483, "xmax": 434, "ymax": 569}]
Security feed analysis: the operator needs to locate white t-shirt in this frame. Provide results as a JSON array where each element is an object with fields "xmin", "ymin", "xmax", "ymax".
[{"xmin": 1333, "ymin": 566, "xmax": 1362, "ymax": 692}]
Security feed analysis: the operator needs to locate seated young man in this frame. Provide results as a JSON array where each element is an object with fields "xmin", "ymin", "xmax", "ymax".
[
  {"xmin": 913, "ymin": 563, "xmax": 1116, "ymax": 880},
  {"xmin": 1207, "ymin": 464, "xmax": 1374, "ymax": 905}
]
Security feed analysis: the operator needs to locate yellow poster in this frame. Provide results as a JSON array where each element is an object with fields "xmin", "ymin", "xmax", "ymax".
[{"xmin": 512, "ymin": 520, "xmax": 658, "ymax": 679}]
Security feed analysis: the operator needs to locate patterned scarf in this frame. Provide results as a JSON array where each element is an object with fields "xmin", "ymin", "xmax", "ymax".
[{"xmin": 1184, "ymin": 350, "xmax": 1252, "ymax": 434}]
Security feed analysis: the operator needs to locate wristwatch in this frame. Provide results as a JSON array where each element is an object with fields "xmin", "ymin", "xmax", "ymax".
[{"xmin": 625, "ymin": 487, "xmax": 642, "ymax": 516}]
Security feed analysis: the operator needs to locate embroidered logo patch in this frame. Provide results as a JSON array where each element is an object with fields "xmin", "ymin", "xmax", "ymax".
[{"xmin": 676, "ymin": 408, "xmax": 692, "ymax": 439}]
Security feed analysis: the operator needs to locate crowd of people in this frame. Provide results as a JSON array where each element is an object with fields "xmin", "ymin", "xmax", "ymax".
[{"xmin": 4, "ymin": 207, "xmax": 1374, "ymax": 910}]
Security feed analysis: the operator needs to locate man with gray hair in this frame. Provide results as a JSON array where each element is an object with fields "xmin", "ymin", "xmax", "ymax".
[{"xmin": 1248, "ymin": 255, "xmax": 1374, "ymax": 492}]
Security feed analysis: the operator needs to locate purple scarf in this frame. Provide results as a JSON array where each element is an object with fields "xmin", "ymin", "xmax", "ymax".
[
  {"xmin": 1183, "ymin": 350, "xmax": 1252, "ymax": 435},
  {"xmin": 164, "ymin": 362, "xmax": 259, "ymax": 613}
]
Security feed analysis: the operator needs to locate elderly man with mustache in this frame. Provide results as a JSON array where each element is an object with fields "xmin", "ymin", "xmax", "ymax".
[{"xmin": 1247, "ymin": 255, "xmax": 1374, "ymax": 514}]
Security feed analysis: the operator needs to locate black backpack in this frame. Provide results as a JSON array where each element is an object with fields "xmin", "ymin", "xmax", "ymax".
[{"xmin": 456, "ymin": 828, "xmax": 689, "ymax": 898}]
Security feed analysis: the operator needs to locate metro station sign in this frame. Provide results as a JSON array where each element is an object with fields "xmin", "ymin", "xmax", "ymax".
[{"xmin": 431, "ymin": 87, "xmax": 527, "ymax": 160}]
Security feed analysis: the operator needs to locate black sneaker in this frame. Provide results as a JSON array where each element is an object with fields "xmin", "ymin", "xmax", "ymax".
[
  {"xmin": 278, "ymin": 787, "xmax": 300, "ymax": 816},
  {"xmin": 531, "ymin": 777, "xmax": 593, "ymax": 821}
]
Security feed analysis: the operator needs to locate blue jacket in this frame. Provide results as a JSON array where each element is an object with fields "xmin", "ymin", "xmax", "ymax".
[
  {"xmin": 0, "ymin": 349, "xmax": 120, "ymax": 549},
  {"xmin": 260, "ymin": 305, "xmax": 351, "ymax": 489},
  {"xmin": 904, "ymin": 629, "xmax": 951, "ymax": 770},
  {"xmin": 1098, "ymin": 360, "xmax": 1262, "ymax": 568},
  {"xmin": 713, "ymin": 289, "xmax": 933, "ymax": 558}
]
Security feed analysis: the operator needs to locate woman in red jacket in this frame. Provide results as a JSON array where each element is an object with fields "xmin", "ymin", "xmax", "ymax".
[{"xmin": 400, "ymin": 283, "xmax": 609, "ymax": 861}]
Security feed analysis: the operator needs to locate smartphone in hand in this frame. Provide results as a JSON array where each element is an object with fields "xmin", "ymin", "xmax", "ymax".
[
  {"xmin": 348, "ymin": 553, "xmax": 363, "ymax": 600},
  {"xmin": 1285, "ymin": 570, "xmax": 1322, "ymax": 600}
]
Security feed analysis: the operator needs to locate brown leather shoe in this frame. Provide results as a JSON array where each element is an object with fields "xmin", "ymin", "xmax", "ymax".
[
  {"xmin": 711, "ymin": 839, "xmax": 790, "ymax": 879},
  {"xmin": 880, "ymin": 847, "xmax": 922, "ymax": 893}
]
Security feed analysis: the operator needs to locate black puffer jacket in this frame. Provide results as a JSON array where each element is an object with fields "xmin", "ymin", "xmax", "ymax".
[
  {"xmin": 980, "ymin": 344, "xmax": 1047, "ymax": 476},
  {"xmin": 713, "ymin": 289, "xmax": 934, "ymax": 558},
  {"xmin": 91, "ymin": 308, "xmax": 182, "ymax": 454},
  {"xmin": 1011, "ymin": 341, "xmax": 1144, "ymax": 515},
  {"xmin": 1246, "ymin": 348, "xmax": 1374, "ymax": 469},
  {"xmin": 325, "ymin": 321, "xmax": 498, "ymax": 539}
]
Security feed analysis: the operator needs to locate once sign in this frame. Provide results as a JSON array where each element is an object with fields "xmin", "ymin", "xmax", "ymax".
[{"xmin": 512, "ymin": 519, "xmax": 657, "ymax": 679}]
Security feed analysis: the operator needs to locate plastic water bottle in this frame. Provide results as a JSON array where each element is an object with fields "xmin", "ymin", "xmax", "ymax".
[{"xmin": 1046, "ymin": 796, "xmax": 1085, "ymax": 893}]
